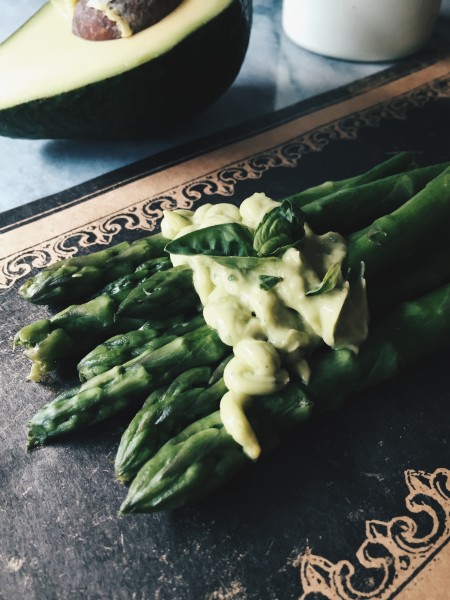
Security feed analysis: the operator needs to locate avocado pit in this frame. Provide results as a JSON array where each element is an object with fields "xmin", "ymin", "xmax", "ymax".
[{"xmin": 72, "ymin": 0, "xmax": 183, "ymax": 41}]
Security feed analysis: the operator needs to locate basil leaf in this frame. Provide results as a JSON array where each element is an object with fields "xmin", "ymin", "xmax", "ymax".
[
  {"xmin": 306, "ymin": 263, "xmax": 341, "ymax": 296},
  {"xmin": 253, "ymin": 200, "xmax": 306, "ymax": 257},
  {"xmin": 165, "ymin": 223, "xmax": 256, "ymax": 257},
  {"xmin": 259, "ymin": 275, "xmax": 283, "ymax": 291}
]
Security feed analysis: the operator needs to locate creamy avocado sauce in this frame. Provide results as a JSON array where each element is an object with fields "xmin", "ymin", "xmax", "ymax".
[{"xmin": 162, "ymin": 193, "xmax": 368, "ymax": 459}]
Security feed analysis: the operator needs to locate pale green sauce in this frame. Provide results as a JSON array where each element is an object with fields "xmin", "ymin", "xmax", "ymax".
[{"xmin": 162, "ymin": 193, "xmax": 368, "ymax": 459}]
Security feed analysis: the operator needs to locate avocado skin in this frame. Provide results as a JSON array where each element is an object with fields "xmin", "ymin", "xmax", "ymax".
[{"xmin": 0, "ymin": 0, "xmax": 252, "ymax": 139}]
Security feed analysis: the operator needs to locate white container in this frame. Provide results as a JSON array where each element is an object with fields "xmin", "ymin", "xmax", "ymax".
[{"xmin": 282, "ymin": 0, "xmax": 442, "ymax": 62}]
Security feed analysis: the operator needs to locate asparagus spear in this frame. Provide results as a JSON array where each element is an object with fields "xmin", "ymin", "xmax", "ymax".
[
  {"xmin": 15, "ymin": 263, "xmax": 197, "ymax": 382},
  {"xmin": 19, "ymin": 234, "xmax": 169, "ymax": 305},
  {"xmin": 345, "ymin": 167, "xmax": 450, "ymax": 276},
  {"xmin": 78, "ymin": 314, "xmax": 206, "ymax": 381},
  {"xmin": 115, "ymin": 265, "xmax": 197, "ymax": 319},
  {"xmin": 120, "ymin": 282, "xmax": 450, "ymax": 512},
  {"xmin": 283, "ymin": 152, "xmax": 417, "ymax": 207},
  {"xmin": 15, "ymin": 294, "xmax": 118, "ymax": 382},
  {"xmin": 120, "ymin": 412, "xmax": 250, "ymax": 512},
  {"xmin": 301, "ymin": 162, "xmax": 449, "ymax": 234},
  {"xmin": 92, "ymin": 256, "xmax": 171, "ymax": 302},
  {"xmin": 115, "ymin": 366, "xmax": 229, "ymax": 482},
  {"xmin": 27, "ymin": 325, "xmax": 229, "ymax": 449},
  {"xmin": 367, "ymin": 240, "xmax": 450, "ymax": 317}
]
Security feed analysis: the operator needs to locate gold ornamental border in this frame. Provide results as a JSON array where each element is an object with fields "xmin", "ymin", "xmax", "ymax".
[
  {"xmin": 0, "ymin": 58, "xmax": 449, "ymax": 291},
  {"xmin": 298, "ymin": 468, "xmax": 450, "ymax": 600}
]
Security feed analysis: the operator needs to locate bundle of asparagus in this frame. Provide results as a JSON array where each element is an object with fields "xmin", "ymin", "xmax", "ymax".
[{"xmin": 15, "ymin": 152, "xmax": 450, "ymax": 513}]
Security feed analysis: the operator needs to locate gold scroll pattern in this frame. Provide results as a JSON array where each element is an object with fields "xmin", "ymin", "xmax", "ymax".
[
  {"xmin": 298, "ymin": 468, "xmax": 450, "ymax": 600},
  {"xmin": 1, "ymin": 75, "xmax": 449, "ymax": 291}
]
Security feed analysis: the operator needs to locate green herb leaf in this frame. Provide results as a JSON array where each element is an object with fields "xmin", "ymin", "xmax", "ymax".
[
  {"xmin": 253, "ymin": 200, "xmax": 306, "ymax": 257},
  {"xmin": 306, "ymin": 263, "xmax": 341, "ymax": 296},
  {"xmin": 165, "ymin": 224, "xmax": 256, "ymax": 257},
  {"xmin": 259, "ymin": 275, "xmax": 283, "ymax": 291}
]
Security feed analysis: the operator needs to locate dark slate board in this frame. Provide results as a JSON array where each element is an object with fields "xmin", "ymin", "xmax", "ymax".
[{"xmin": 1, "ymin": 48, "xmax": 450, "ymax": 600}]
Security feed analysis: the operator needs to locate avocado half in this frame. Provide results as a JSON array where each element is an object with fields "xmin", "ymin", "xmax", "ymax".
[{"xmin": 0, "ymin": 0, "xmax": 252, "ymax": 139}]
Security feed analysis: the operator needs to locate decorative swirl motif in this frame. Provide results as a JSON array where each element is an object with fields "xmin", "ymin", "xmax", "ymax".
[
  {"xmin": 299, "ymin": 468, "xmax": 450, "ymax": 600},
  {"xmin": 1, "ymin": 73, "xmax": 449, "ymax": 291}
]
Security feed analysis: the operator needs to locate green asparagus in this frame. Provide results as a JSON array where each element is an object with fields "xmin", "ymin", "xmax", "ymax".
[
  {"xmin": 120, "ymin": 412, "xmax": 251, "ymax": 512},
  {"xmin": 27, "ymin": 325, "xmax": 229, "ymax": 448},
  {"xmin": 301, "ymin": 162, "xmax": 449, "ymax": 234},
  {"xmin": 93, "ymin": 256, "xmax": 171, "ymax": 302},
  {"xmin": 116, "ymin": 265, "xmax": 198, "ymax": 319},
  {"xmin": 15, "ymin": 262, "xmax": 197, "ymax": 381},
  {"xmin": 78, "ymin": 314, "xmax": 206, "ymax": 381},
  {"xmin": 367, "ymin": 240, "xmax": 450, "ymax": 316},
  {"xmin": 120, "ymin": 282, "xmax": 450, "ymax": 513},
  {"xmin": 283, "ymin": 152, "xmax": 417, "ymax": 206},
  {"xmin": 19, "ymin": 154, "xmax": 450, "ymax": 518},
  {"xmin": 19, "ymin": 234, "xmax": 169, "ymax": 305},
  {"xmin": 115, "ymin": 366, "xmax": 229, "ymax": 482},
  {"xmin": 345, "ymin": 167, "xmax": 450, "ymax": 276}
]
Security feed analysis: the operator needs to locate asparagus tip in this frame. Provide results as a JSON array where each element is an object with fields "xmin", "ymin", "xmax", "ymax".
[
  {"xmin": 27, "ymin": 425, "xmax": 47, "ymax": 450},
  {"xmin": 115, "ymin": 472, "xmax": 131, "ymax": 485},
  {"xmin": 26, "ymin": 362, "xmax": 46, "ymax": 383},
  {"xmin": 118, "ymin": 498, "xmax": 134, "ymax": 514},
  {"xmin": 27, "ymin": 435, "xmax": 40, "ymax": 451}
]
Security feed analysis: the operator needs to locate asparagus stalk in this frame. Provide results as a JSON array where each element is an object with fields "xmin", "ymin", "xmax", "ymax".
[
  {"xmin": 19, "ymin": 234, "xmax": 169, "ymax": 305},
  {"xmin": 283, "ymin": 152, "xmax": 417, "ymax": 207},
  {"xmin": 15, "ymin": 263, "xmax": 197, "ymax": 382},
  {"xmin": 15, "ymin": 294, "xmax": 118, "ymax": 382},
  {"xmin": 120, "ymin": 412, "xmax": 251, "ymax": 512},
  {"xmin": 345, "ymin": 167, "xmax": 450, "ymax": 276},
  {"xmin": 115, "ymin": 265, "xmax": 197, "ymax": 319},
  {"xmin": 367, "ymin": 240, "xmax": 450, "ymax": 317},
  {"xmin": 120, "ymin": 282, "xmax": 450, "ymax": 512},
  {"xmin": 27, "ymin": 325, "xmax": 229, "ymax": 449},
  {"xmin": 115, "ymin": 365, "xmax": 229, "ymax": 482},
  {"xmin": 301, "ymin": 162, "xmax": 449, "ymax": 234},
  {"xmin": 78, "ymin": 314, "xmax": 206, "ymax": 381},
  {"xmin": 92, "ymin": 256, "xmax": 171, "ymax": 302}
]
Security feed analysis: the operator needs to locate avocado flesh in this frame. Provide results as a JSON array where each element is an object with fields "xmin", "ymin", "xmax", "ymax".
[{"xmin": 0, "ymin": 0, "xmax": 251, "ymax": 138}]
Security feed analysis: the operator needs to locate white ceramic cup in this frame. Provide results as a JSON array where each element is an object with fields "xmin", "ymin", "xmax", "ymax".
[{"xmin": 282, "ymin": 0, "xmax": 442, "ymax": 62}]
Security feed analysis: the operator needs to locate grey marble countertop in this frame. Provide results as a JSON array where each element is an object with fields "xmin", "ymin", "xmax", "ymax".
[{"xmin": 1, "ymin": 0, "xmax": 449, "ymax": 214}]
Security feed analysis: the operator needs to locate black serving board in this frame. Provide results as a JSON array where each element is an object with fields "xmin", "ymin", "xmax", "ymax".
[{"xmin": 1, "ymin": 48, "xmax": 450, "ymax": 600}]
